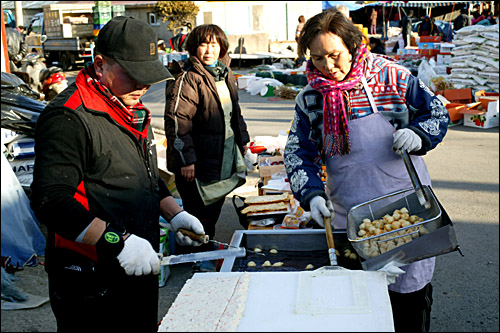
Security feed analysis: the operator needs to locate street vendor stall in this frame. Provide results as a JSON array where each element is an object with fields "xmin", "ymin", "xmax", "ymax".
[{"xmin": 158, "ymin": 269, "xmax": 394, "ymax": 332}]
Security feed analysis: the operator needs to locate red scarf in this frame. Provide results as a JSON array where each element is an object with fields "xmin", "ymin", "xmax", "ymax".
[
  {"xmin": 75, "ymin": 65, "xmax": 151, "ymax": 141},
  {"xmin": 306, "ymin": 43, "xmax": 369, "ymax": 156}
]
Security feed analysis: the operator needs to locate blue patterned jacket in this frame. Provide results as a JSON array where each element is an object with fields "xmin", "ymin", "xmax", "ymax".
[{"xmin": 284, "ymin": 53, "xmax": 449, "ymax": 210}]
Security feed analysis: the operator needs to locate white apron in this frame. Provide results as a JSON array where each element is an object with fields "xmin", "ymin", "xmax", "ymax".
[{"xmin": 325, "ymin": 76, "xmax": 435, "ymax": 293}]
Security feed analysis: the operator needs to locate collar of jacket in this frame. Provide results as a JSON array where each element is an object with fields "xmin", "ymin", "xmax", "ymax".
[
  {"xmin": 182, "ymin": 56, "xmax": 233, "ymax": 94},
  {"xmin": 204, "ymin": 60, "xmax": 229, "ymax": 82}
]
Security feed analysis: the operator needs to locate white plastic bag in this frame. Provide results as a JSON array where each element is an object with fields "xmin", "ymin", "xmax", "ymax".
[
  {"xmin": 246, "ymin": 78, "xmax": 283, "ymax": 96},
  {"xmin": 417, "ymin": 59, "xmax": 437, "ymax": 88},
  {"xmin": 244, "ymin": 150, "xmax": 258, "ymax": 172}
]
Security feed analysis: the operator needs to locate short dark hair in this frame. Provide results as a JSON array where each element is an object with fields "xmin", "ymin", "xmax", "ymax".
[
  {"xmin": 93, "ymin": 50, "xmax": 116, "ymax": 65},
  {"xmin": 298, "ymin": 15, "xmax": 305, "ymax": 23},
  {"xmin": 185, "ymin": 24, "xmax": 229, "ymax": 59},
  {"xmin": 298, "ymin": 10, "xmax": 364, "ymax": 59},
  {"xmin": 369, "ymin": 37, "xmax": 382, "ymax": 47}
]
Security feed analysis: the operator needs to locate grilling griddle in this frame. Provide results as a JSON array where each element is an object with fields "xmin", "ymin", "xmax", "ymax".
[{"xmin": 221, "ymin": 229, "xmax": 362, "ymax": 272}]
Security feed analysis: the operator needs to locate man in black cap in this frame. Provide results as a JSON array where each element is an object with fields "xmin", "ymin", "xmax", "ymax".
[{"xmin": 30, "ymin": 16, "xmax": 206, "ymax": 332}]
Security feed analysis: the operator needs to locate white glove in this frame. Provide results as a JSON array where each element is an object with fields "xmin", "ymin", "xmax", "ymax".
[
  {"xmin": 162, "ymin": 211, "xmax": 205, "ymax": 247},
  {"xmin": 117, "ymin": 234, "xmax": 160, "ymax": 276},
  {"xmin": 377, "ymin": 261, "xmax": 406, "ymax": 285},
  {"xmin": 309, "ymin": 196, "xmax": 335, "ymax": 227},
  {"xmin": 392, "ymin": 128, "xmax": 422, "ymax": 155}
]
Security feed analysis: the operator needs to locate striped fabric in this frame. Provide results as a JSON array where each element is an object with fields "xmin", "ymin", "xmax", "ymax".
[
  {"xmin": 376, "ymin": 1, "xmax": 483, "ymax": 8},
  {"xmin": 350, "ymin": 56, "xmax": 411, "ymax": 119}
]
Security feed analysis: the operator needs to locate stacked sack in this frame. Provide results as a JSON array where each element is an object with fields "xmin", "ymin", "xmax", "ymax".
[{"xmin": 448, "ymin": 24, "xmax": 499, "ymax": 93}]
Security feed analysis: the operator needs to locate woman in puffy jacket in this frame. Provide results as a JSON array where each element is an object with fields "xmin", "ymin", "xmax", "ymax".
[{"xmin": 164, "ymin": 24, "xmax": 250, "ymax": 266}]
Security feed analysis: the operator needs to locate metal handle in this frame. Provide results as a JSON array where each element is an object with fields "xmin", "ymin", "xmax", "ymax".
[
  {"xmin": 324, "ymin": 216, "xmax": 338, "ymax": 266},
  {"xmin": 401, "ymin": 149, "xmax": 431, "ymax": 209}
]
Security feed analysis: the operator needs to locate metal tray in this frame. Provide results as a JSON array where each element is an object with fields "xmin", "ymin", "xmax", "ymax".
[
  {"xmin": 220, "ymin": 229, "xmax": 362, "ymax": 272},
  {"xmin": 347, "ymin": 186, "xmax": 461, "ymax": 271}
]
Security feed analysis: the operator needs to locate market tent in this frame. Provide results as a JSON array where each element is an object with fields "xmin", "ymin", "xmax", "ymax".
[
  {"xmin": 1, "ymin": 153, "xmax": 45, "ymax": 268},
  {"xmin": 322, "ymin": 1, "xmax": 370, "ymax": 11},
  {"xmin": 375, "ymin": 1, "xmax": 483, "ymax": 8}
]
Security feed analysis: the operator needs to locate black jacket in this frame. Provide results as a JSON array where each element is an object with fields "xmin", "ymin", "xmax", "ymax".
[
  {"xmin": 454, "ymin": 13, "xmax": 470, "ymax": 31},
  {"xmin": 400, "ymin": 15, "xmax": 414, "ymax": 35},
  {"xmin": 30, "ymin": 80, "xmax": 170, "ymax": 263},
  {"xmin": 164, "ymin": 56, "xmax": 250, "ymax": 182}
]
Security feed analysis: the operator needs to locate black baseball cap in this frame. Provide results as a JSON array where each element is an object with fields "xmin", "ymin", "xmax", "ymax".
[{"xmin": 95, "ymin": 16, "xmax": 173, "ymax": 85}]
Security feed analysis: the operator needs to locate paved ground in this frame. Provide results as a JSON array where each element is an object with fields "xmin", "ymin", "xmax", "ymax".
[{"xmin": 1, "ymin": 68, "xmax": 498, "ymax": 332}]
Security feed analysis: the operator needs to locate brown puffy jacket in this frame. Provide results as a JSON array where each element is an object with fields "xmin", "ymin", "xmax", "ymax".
[{"xmin": 164, "ymin": 56, "xmax": 250, "ymax": 182}]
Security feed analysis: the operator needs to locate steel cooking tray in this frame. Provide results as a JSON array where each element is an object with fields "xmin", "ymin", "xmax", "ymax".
[
  {"xmin": 220, "ymin": 229, "xmax": 362, "ymax": 272},
  {"xmin": 347, "ymin": 186, "xmax": 461, "ymax": 271}
]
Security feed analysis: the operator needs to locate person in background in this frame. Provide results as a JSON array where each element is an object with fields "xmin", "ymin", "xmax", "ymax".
[
  {"xmin": 295, "ymin": 16, "xmax": 307, "ymax": 66},
  {"xmin": 369, "ymin": 37, "xmax": 386, "ymax": 55},
  {"xmin": 454, "ymin": 8, "xmax": 471, "ymax": 31},
  {"xmin": 471, "ymin": 4, "xmax": 481, "ymax": 21},
  {"xmin": 169, "ymin": 23, "xmax": 191, "ymax": 51},
  {"xmin": 285, "ymin": 10, "xmax": 449, "ymax": 332},
  {"xmin": 418, "ymin": 16, "xmax": 437, "ymax": 36},
  {"xmin": 473, "ymin": 10, "xmax": 495, "ymax": 25},
  {"xmin": 370, "ymin": 8, "xmax": 378, "ymax": 35},
  {"xmin": 3, "ymin": 12, "xmax": 27, "ymax": 71},
  {"xmin": 296, "ymin": 15, "xmax": 306, "ymax": 42},
  {"xmin": 400, "ymin": 10, "xmax": 415, "ymax": 47},
  {"xmin": 335, "ymin": 4, "xmax": 351, "ymax": 20},
  {"xmin": 164, "ymin": 24, "xmax": 250, "ymax": 271},
  {"xmin": 30, "ymin": 16, "xmax": 205, "ymax": 332}
]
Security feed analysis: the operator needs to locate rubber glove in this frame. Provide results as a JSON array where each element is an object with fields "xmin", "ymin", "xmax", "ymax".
[
  {"xmin": 377, "ymin": 261, "xmax": 406, "ymax": 285},
  {"xmin": 309, "ymin": 196, "xmax": 335, "ymax": 227},
  {"xmin": 161, "ymin": 211, "xmax": 205, "ymax": 246},
  {"xmin": 392, "ymin": 128, "xmax": 422, "ymax": 155},
  {"xmin": 117, "ymin": 234, "xmax": 160, "ymax": 276}
]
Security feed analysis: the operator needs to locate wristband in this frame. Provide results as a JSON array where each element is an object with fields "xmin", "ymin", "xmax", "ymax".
[{"xmin": 95, "ymin": 224, "xmax": 126, "ymax": 258}]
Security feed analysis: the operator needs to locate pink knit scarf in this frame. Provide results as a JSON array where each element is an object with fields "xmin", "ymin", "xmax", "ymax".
[{"xmin": 306, "ymin": 43, "xmax": 369, "ymax": 156}]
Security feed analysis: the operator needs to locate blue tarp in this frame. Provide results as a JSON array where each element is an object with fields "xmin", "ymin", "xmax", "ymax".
[
  {"xmin": 412, "ymin": 20, "xmax": 455, "ymax": 42},
  {"xmin": 1, "ymin": 153, "xmax": 45, "ymax": 268},
  {"xmin": 322, "ymin": 1, "xmax": 367, "ymax": 11}
]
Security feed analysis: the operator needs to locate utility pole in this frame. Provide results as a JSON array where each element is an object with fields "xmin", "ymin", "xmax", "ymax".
[{"xmin": 15, "ymin": 1, "xmax": 23, "ymax": 27}]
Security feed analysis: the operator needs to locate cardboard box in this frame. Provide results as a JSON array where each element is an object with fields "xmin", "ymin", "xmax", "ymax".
[
  {"xmin": 155, "ymin": 138, "xmax": 179, "ymax": 198},
  {"xmin": 9, "ymin": 158, "xmax": 35, "ymax": 187},
  {"xmin": 258, "ymin": 155, "xmax": 285, "ymax": 178},
  {"xmin": 397, "ymin": 47, "xmax": 418, "ymax": 56},
  {"xmin": 436, "ymin": 88, "xmax": 473, "ymax": 105},
  {"xmin": 420, "ymin": 36, "xmax": 441, "ymax": 43},
  {"xmin": 474, "ymin": 90, "xmax": 499, "ymax": 105},
  {"xmin": 418, "ymin": 42, "xmax": 440, "ymax": 50},
  {"xmin": 445, "ymin": 103, "xmax": 466, "ymax": 122},
  {"xmin": 418, "ymin": 49, "xmax": 439, "ymax": 56},
  {"xmin": 460, "ymin": 101, "xmax": 499, "ymax": 129}
]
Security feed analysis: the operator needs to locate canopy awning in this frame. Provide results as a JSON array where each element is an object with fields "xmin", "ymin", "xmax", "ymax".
[
  {"xmin": 322, "ymin": 1, "xmax": 370, "ymax": 11},
  {"xmin": 375, "ymin": 1, "xmax": 483, "ymax": 8}
]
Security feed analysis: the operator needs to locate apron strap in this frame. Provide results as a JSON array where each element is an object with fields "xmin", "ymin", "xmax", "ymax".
[{"xmin": 361, "ymin": 76, "xmax": 378, "ymax": 113}]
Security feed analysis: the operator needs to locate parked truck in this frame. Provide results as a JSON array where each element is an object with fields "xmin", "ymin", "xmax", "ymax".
[{"xmin": 26, "ymin": 3, "xmax": 96, "ymax": 71}]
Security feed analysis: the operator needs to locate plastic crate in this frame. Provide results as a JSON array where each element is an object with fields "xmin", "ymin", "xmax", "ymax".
[{"xmin": 256, "ymin": 71, "xmax": 272, "ymax": 78}]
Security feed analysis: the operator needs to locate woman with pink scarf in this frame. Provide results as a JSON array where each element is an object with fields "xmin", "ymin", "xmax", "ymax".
[{"xmin": 284, "ymin": 10, "xmax": 449, "ymax": 333}]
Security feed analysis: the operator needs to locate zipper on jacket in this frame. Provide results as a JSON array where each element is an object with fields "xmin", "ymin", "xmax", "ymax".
[{"xmin": 144, "ymin": 139, "xmax": 153, "ymax": 179}]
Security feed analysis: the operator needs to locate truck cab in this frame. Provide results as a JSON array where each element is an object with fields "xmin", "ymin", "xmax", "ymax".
[
  {"xmin": 27, "ymin": 12, "xmax": 44, "ymax": 35},
  {"xmin": 26, "ymin": 5, "xmax": 95, "ymax": 71}
]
